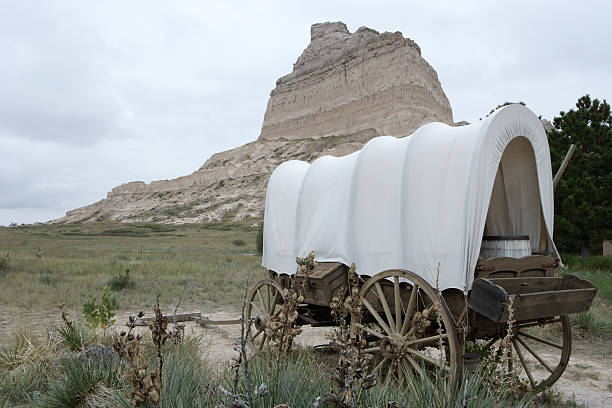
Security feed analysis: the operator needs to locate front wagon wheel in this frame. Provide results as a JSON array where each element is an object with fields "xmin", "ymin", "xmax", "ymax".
[
  {"xmin": 245, "ymin": 279, "xmax": 285, "ymax": 353},
  {"xmin": 358, "ymin": 269, "xmax": 461, "ymax": 386}
]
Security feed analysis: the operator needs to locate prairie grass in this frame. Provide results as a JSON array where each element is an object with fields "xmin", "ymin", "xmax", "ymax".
[
  {"xmin": 559, "ymin": 257, "xmax": 612, "ymax": 337},
  {"xmin": 570, "ymin": 308, "xmax": 612, "ymax": 337},
  {"xmin": 39, "ymin": 353, "xmax": 124, "ymax": 408},
  {"xmin": 38, "ymin": 273, "xmax": 57, "ymax": 286},
  {"xmin": 561, "ymin": 253, "xmax": 612, "ymax": 272},
  {"xmin": 0, "ymin": 221, "xmax": 267, "ymax": 344},
  {"xmin": 0, "ymin": 331, "xmax": 57, "ymax": 405},
  {"xmin": 105, "ymin": 271, "xmax": 134, "ymax": 291},
  {"xmin": 0, "ymin": 326, "xmax": 536, "ymax": 408}
]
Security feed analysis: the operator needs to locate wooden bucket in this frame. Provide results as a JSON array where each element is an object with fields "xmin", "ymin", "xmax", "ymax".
[{"xmin": 480, "ymin": 235, "xmax": 530, "ymax": 259}]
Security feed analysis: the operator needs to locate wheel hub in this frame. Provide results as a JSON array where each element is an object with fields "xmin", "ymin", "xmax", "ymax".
[
  {"xmin": 254, "ymin": 314, "xmax": 268, "ymax": 331},
  {"xmin": 381, "ymin": 334, "xmax": 412, "ymax": 358}
]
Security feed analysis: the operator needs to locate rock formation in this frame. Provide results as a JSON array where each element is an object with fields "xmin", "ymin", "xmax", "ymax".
[
  {"xmin": 260, "ymin": 22, "xmax": 452, "ymax": 140},
  {"xmin": 55, "ymin": 22, "xmax": 454, "ymax": 224}
]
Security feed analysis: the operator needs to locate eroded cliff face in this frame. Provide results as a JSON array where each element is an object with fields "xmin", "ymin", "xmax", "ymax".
[
  {"xmin": 260, "ymin": 22, "xmax": 453, "ymax": 140},
  {"xmin": 55, "ymin": 22, "xmax": 453, "ymax": 224}
]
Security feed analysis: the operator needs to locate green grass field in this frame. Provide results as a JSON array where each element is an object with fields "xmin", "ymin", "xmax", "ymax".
[{"xmin": 0, "ymin": 221, "xmax": 266, "ymax": 343}]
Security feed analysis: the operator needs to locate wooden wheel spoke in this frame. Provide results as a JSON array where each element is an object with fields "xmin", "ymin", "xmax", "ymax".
[
  {"xmin": 516, "ymin": 335, "xmax": 554, "ymax": 373},
  {"xmin": 361, "ymin": 325, "xmax": 385, "ymax": 339},
  {"xmin": 385, "ymin": 363, "xmax": 393, "ymax": 384},
  {"xmin": 512, "ymin": 338, "xmax": 536, "ymax": 387},
  {"xmin": 250, "ymin": 301, "xmax": 265, "ymax": 316},
  {"xmin": 271, "ymin": 289, "xmax": 280, "ymax": 315},
  {"xmin": 399, "ymin": 359, "xmax": 412, "ymax": 382},
  {"xmin": 373, "ymin": 357, "xmax": 389, "ymax": 374},
  {"xmin": 362, "ymin": 346, "xmax": 380, "ymax": 354},
  {"xmin": 363, "ymin": 298, "xmax": 393, "ymax": 335},
  {"xmin": 375, "ymin": 282, "xmax": 396, "ymax": 331},
  {"xmin": 252, "ymin": 329, "xmax": 263, "ymax": 340},
  {"xmin": 257, "ymin": 290, "xmax": 268, "ymax": 313},
  {"xmin": 404, "ymin": 355, "xmax": 426, "ymax": 380},
  {"xmin": 405, "ymin": 333, "xmax": 447, "ymax": 347},
  {"xmin": 258, "ymin": 333, "xmax": 267, "ymax": 351},
  {"xmin": 394, "ymin": 276, "xmax": 402, "ymax": 332},
  {"xmin": 398, "ymin": 362, "xmax": 405, "ymax": 384},
  {"xmin": 401, "ymin": 286, "xmax": 418, "ymax": 335},
  {"xmin": 405, "ymin": 348, "xmax": 449, "ymax": 372},
  {"xmin": 266, "ymin": 285, "xmax": 271, "ymax": 312},
  {"xmin": 518, "ymin": 331, "xmax": 563, "ymax": 349}
]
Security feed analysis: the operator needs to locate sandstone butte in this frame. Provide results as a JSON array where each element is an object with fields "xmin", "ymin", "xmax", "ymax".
[{"xmin": 54, "ymin": 22, "xmax": 456, "ymax": 224}]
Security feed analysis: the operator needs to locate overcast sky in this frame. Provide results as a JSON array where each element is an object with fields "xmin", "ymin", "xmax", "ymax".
[{"xmin": 1, "ymin": 0, "xmax": 610, "ymax": 225}]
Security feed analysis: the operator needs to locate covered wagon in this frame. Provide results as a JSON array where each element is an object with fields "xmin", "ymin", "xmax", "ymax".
[{"xmin": 249, "ymin": 104, "xmax": 597, "ymax": 389}]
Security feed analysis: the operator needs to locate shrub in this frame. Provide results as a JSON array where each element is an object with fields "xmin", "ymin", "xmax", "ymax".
[
  {"xmin": 0, "ymin": 332, "xmax": 56, "ymax": 405},
  {"xmin": 570, "ymin": 310, "xmax": 612, "ymax": 338},
  {"xmin": 56, "ymin": 323, "xmax": 93, "ymax": 352},
  {"xmin": 0, "ymin": 253, "xmax": 9, "ymax": 278},
  {"xmin": 39, "ymin": 354, "xmax": 123, "ymax": 407},
  {"xmin": 230, "ymin": 351, "xmax": 329, "ymax": 408},
  {"xmin": 0, "ymin": 253, "xmax": 9, "ymax": 272},
  {"xmin": 82, "ymin": 286, "xmax": 116, "ymax": 330},
  {"xmin": 159, "ymin": 337, "xmax": 218, "ymax": 407},
  {"xmin": 360, "ymin": 366, "xmax": 533, "ymax": 408},
  {"xmin": 232, "ymin": 239, "xmax": 246, "ymax": 247},
  {"xmin": 106, "ymin": 269, "xmax": 134, "ymax": 291},
  {"xmin": 256, "ymin": 223, "xmax": 264, "ymax": 255},
  {"xmin": 562, "ymin": 254, "xmax": 612, "ymax": 272},
  {"xmin": 39, "ymin": 273, "xmax": 57, "ymax": 285},
  {"xmin": 101, "ymin": 228, "xmax": 148, "ymax": 237}
]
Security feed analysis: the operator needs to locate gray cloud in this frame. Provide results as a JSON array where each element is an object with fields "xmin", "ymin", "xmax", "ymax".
[{"xmin": 1, "ymin": 0, "xmax": 611, "ymax": 225}]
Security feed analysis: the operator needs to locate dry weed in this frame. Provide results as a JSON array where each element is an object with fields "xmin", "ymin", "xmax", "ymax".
[{"xmin": 323, "ymin": 264, "xmax": 376, "ymax": 408}]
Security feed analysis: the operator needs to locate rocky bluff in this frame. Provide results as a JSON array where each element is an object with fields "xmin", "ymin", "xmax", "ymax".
[{"xmin": 56, "ymin": 22, "xmax": 454, "ymax": 224}]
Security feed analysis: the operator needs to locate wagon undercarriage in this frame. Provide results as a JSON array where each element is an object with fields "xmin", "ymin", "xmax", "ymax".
[{"xmin": 246, "ymin": 255, "xmax": 596, "ymax": 391}]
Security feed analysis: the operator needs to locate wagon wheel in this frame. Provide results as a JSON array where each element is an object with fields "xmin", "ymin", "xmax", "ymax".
[
  {"xmin": 357, "ymin": 269, "xmax": 461, "ymax": 386},
  {"xmin": 483, "ymin": 315, "xmax": 571, "ymax": 391},
  {"xmin": 245, "ymin": 279, "xmax": 286, "ymax": 353}
]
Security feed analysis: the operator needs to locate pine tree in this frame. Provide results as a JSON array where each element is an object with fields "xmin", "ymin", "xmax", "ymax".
[{"xmin": 548, "ymin": 95, "xmax": 612, "ymax": 255}]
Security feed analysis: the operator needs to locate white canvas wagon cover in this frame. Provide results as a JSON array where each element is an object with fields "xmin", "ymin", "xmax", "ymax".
[{"xmin": 262, "ymin": 104, "xmax": 558, "ymax": 291}]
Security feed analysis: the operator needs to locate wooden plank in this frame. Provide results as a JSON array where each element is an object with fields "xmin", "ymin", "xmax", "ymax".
[
  {"xmin": 502, "ymin": 288, "xmax": 597, "ymax": 321},
  {"xmin": 468, "ymin": 279, "xmax": 508, "ymax": 321},
  {"xmin": 134, "ymin": 312, "xmax": 201, "ymax": 326},
  {"xmin": 475, "ymin": 255, "xmax": 558, "ymax": 279},
  {"xmin": 488, "ymin": 275, "xmax": 595, "ymax": 295},
  {"xmin": 294, "ymin": 262, "xmax": 348, "ymax": 306},
  {"xmin": 196, "ymin": 316, "xmax": 241, "ymax": 326},
  {"xmin": 468, "ymin": 276, "xmax": 598, "ymax": 323}
]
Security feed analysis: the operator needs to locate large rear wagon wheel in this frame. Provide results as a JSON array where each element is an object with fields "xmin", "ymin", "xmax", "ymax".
[
  {"xmin": 245, "ymin": 279, "xmax": 286, "ymax": 353},
  {"xmin": 484, "ymin": 315, "xmax": 571, "ymax": 391},
  {"xmin": 358, "ymin": 269, "xmax": 461, "ymax": 386}
]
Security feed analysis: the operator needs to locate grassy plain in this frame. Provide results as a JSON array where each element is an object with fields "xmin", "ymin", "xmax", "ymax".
[
  {"xmin": 0, "ymin": 221, "xmax": 266, "ymax": 343},
  {"xmin": 1, "ymin": 223, "xmax": 611, "ymax": 343},
  {"xmin": 0, "ymin": 223, "xmax": 611, "ymax": 407}
]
